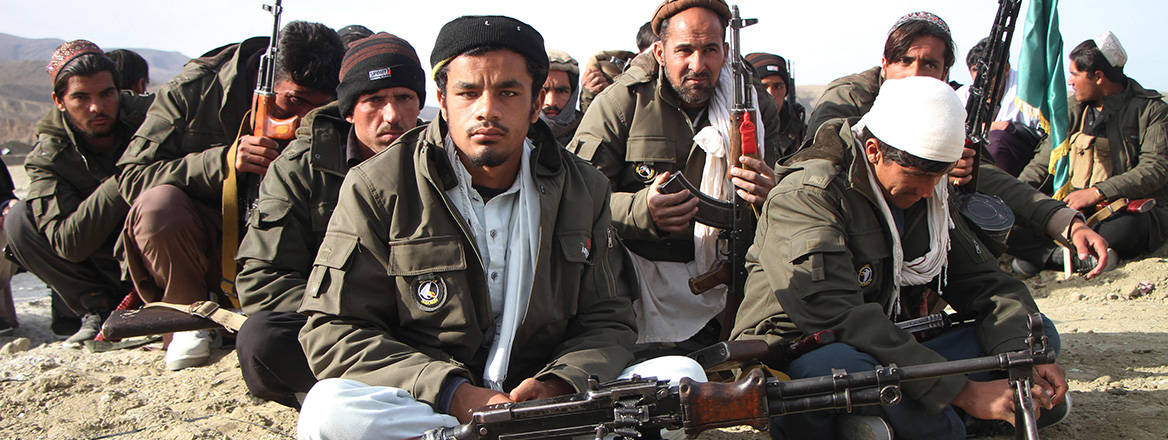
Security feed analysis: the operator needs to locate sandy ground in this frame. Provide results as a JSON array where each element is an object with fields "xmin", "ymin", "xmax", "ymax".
[{"xmin": 2, "ymin": 161, "xmax": 1167, "ymax": 439}]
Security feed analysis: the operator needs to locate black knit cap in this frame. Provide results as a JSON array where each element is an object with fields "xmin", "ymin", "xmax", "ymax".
[
  {"xmin": 336, "ymin": 32, "xmax": 426, "ymax": 116},
  {"xmin": 745, "ymin": 52, "xmax": 790, "ymax": 84},
  {"xmin": 430, "ymin": 15, "xmax": 547, "ymax": 87}
]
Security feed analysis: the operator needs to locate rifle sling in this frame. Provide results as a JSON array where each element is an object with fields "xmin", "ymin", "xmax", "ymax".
[{"xmin": 143, "ymin": 301, "xmax": 247, "ymax": 332}]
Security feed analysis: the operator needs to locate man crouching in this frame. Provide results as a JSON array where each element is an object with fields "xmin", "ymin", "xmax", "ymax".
[
  {"xmin": 295, "ymin": 15, "xmax": 704, "ymax": 440},
  {"xmin": 733, "ymin": 77, "xmax": 1068, "ymax": 439}
]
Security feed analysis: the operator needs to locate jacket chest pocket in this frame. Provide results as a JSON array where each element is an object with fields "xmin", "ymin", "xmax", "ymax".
[
  {"xmin": 624, "ymin": 136, "xmax": 675, "ymax": 185},
  {"xmin": 847, "ymin": 228, "xmax": 890, "ymax": 298},
  {"xmin": 386, "ymin": 235, "xmax": 471, "ymax": 321}
]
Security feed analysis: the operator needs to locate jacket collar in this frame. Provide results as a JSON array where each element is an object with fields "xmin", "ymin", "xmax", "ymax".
[
  {"xmin": 209, "ymin": 36, "xmax": 269, "ymax": 139},
  {"xmin": 840, "ymin": 121, "xmax": 882, "ymax": 206},
  {"xmin": 296, "ymin": 102, "xmax": 348, "ymax": 176}
]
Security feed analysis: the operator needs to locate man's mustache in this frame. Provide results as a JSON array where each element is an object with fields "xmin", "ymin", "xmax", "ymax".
[
  {"xmin": 465, "ymin": 121, "xmax": 510, "ymax": 136},
  {"xmin": 376, "ymin": 122, "xmax": 409, "ymax": 136},
  {"xmin": 682, "ymin": 71, "xmax": 711, "ymax": 82}
]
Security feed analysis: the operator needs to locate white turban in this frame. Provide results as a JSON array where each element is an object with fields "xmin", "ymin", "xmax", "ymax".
[
  {"xmin": 1092, "ymin": 31, "xmax": 1127, "ymax": 68},
  {"xmin": 857, "ymin": 76, "xmax": 966, "ymax": 163}
]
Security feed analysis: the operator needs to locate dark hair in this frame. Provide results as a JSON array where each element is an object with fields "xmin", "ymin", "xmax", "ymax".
[
  {"xmin": 105, "ymin": 49, "xmax": 149, "ymax": 92},
  {"xmin": 274, "ymin": 21, "xmax": 345, "ymax": 95},
  {"xmin": 1070, "ymin": 39, "xmax": 1124, "ymax": 84},
  {"xmin": 863, "ymin": 128, "xmax": 953, "ymax": 174},
  {"xmin": 884, "ymin": 21, "xmax": 955, "ymax": 72},
  {"xmin": 658, "ymin": 11, "xmax": 727, "ymax": 43},
  {"xmin": 434, "ymin": 45, "xmax": 548, "ymax": 104},
  {"xmin": 636, "ymin": 21, "xmax": 659, "ymax": 52},
  {"xmin": 52, "ymin": 53, "xmax": 119, "ymax": 98},
  {"xmin": 965, "ymin": 37, "xmax": 990, "ymax": 73}
]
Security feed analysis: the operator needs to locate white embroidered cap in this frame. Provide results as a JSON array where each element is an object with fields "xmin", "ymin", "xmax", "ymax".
[
  {"xmin": 857, "ymin": 76, "xmax": 966, "ymax": 163},
  {"xmin": 1092, "ymin": 31, "xmax": 1127, "ymax": 68}
]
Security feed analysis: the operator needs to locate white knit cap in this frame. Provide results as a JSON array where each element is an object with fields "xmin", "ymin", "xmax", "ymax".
[
  {"xmin": 1092, "ymin": 31, "xmax": 1127, "ymax": 68},
  {"xmin": 857, "ymin": 76, "xmax": 966, "ymax": 163}
]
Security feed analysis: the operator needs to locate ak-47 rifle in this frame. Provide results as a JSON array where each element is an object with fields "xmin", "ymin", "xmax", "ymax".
[
  {"xmin": 423, "ymin": 314, "xmax": 1055, "ymax": 440},
  {"xmin": 221, "ymin": 0, "xmax": 298, "ymax": 304},
  {"xmin": 784, "ymin": 58, "xmax": 806, "ymax": 126},
  {"xmin": 956, "ymin": 0, "xmax": 1023, "ymax": 255},
  {"xmin": 658, "ymin": 5, "xmax": 759, "ymax": 340},
  {"xmin": 250, "ymin": 0, "xmax": 298, "ymax": 141}
]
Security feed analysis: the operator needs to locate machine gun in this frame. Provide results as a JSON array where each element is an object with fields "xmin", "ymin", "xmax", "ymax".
[
  {"xmin": 657, "ymin": 5, "xmax": 760, "ymax": 340},
  {"xmin": 956, "ymin": 0, "xmax": 1024, "ymax": 255},
  {"xmin": 423, "ymin": 314, "xmax": 1055, "ymax": 440}
]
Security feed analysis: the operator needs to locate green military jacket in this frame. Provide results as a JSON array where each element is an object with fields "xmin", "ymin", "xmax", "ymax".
[
  {"xmin": 806, "ymin": 66, "xmax": 1074, "ymax": 239},
  {"xmin": 806, "ymin": 67, "xmax": 882, "ymax": 140},
  {"xmin": 569, "ymin": 51, "xmax": 784, "ymax": 261},
  {"xmin": 1019, "ymin": 79, "xmax": 1168, "ymax": 244},
  {"xmin": 776, "ymin": 100, "xmax": 807, "ymax": 158},
  {"xmin": 116, "ymin": 37, "xmax": 268, "ymax": 206},
  {"xmin": 733, "ymin": 119, "xmax": 1041, "ymax": 413},
  {"xmin": 298, "ymin": 117, "xmax": 638, "ymax": 408},
  {"xmin": 235, "ymin": 102, "xmax": 350, "ymax": 314},
  {"xmin": 25, "ymin": 92, "xmax": 154, "ymax": 262}
]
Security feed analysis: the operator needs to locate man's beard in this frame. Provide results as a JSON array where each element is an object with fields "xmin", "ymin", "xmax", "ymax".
[
  {"xmin": 63, "ymin": 110, "xmax": 115, "ymax": 140},
  {"xmin": 668, "ymin": 70, "xmax": 715, "ymax": 106},
  {"xmin": 464, "ymin": 121, "xmax": 512, "ymax": 167}
]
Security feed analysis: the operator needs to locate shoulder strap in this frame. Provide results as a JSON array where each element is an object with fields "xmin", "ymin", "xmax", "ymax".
[{"xmin": 143, "ymin": 301, "xmax": 247, "ymax": 332}]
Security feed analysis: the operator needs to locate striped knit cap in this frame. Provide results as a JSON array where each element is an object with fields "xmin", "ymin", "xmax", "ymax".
[{"xmin": 337, "ymin": 32, "xmax": 426, "ymax": 115}]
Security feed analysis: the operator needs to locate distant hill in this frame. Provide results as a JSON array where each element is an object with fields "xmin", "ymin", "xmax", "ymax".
[
  {"xmin": 0, "ymin": 33, "xmax": 193, "ymax": 146},
  {"xmin": 0, "ymin": 32, "xmax": 191, "ymax": 86}
]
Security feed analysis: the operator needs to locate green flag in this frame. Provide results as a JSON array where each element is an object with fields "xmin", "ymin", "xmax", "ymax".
[{"xmin": 1016, "ymin": 0, "xmax": 1072, "ymax": 199}]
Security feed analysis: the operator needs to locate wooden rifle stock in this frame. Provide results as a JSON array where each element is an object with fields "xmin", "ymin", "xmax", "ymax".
[{"xmin": 251, "ymin": 91, "xmax": 297, "ymax": 140}]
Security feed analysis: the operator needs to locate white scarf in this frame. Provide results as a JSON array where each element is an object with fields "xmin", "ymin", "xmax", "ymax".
[
  {"xmin": 442, "ymin": 135, "xmax": 540, "ymax": 391},
  {"xmin": 629, "ymin": 61, "xmax": 767, "ymax": 343},
  {"xmin": 855, "ymin": 127, "xmax": 952, "ymax": 317}
]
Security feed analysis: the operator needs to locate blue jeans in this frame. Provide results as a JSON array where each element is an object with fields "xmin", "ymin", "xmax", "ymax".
[{"xmin": 770, "ymin": 316, "xmax": 1060, "ymax": 440}]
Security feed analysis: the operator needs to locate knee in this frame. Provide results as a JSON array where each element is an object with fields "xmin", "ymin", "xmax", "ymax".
[
  {"xmin": 787, "ymin": 343, "xmax": 877, "ymax": 379},
  {"xmin": 298, "ymin": 379, "xmax": 366, "ymax": 440},
  {"xmin": 128, "ymin": 185, "xmax": 198, "ymax": 240},
  {"xmin": 1040, "ymin": 314, "xmax": 1061, "ymax": 356},
  {"xmin": 4, "ymin": 201, "xmax": 36, "ymax": 247},
  {"xmin": 237, "ymin": 311, "xmax": 280, "ymax": 356}
]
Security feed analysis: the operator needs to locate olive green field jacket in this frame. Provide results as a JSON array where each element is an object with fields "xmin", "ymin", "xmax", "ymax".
[
  {"xmin": 236, "ymin": 102, "xmax": 353, "ymax": 314},
  {"xmin": 569, "ymin": 51, "xmax": 784, "ymax": 261},
  {"xmin": 806, "ymin": 66, "xmax": 1074, "ymax": 239},
  {"xmin": 1019, "ymin": 78, "xmax": 1168, "ymax": 244},
  {"xmin": 116, "ymin": 37, "xmax": 268, "ymax": 207},
  {"xmin": 298, "ymin": 117, "xmax": 638, "ymax": 408},
  {"xmin": 733, "ymin": 119, "xmax": 1041, "ymax": 413},
  {"xmin": 25, "ymin": 92, "xmax": 154, "ymax": 262}
]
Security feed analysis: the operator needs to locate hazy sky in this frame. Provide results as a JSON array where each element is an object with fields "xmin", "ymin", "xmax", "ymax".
[{"xmin": 3, "ymin": 0, "xmax": 1164, "ymax": 94}]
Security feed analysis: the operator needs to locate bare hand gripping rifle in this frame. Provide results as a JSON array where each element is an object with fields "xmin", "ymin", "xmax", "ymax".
[
  {"xmin": 956, "ymin": 0, "xmax": 1023, "ymax": 255},
  {"xmin": 657, "ymin": 5, "xmax": 759, "ymax": 339},
  {"xmin": 422, "ymin": 314, "xmax": 1055, "ymax": 440}
]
